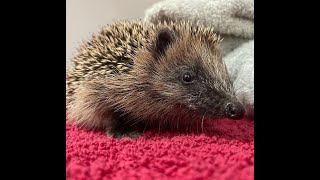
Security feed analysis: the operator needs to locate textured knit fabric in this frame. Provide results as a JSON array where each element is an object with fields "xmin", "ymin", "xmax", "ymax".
[{"xmin": 66, "ymin": 118, "xmax": 254, "ymax": 180}]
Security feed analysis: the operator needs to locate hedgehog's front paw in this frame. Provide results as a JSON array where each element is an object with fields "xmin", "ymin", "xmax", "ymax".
[{"xmin": 106, "ymin": 130, "xmax": 142, "ymax": 139}]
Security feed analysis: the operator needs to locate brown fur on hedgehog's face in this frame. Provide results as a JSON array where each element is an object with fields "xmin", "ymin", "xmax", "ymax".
[{"xmin": 138, "ymin": 28, "xmax": 245, "ymax": 120}]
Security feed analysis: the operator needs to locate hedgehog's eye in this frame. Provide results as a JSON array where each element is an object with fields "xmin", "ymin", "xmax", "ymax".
[{"xmin": 182, "ymin": 72, "xmax": 194, "ymax": 84}]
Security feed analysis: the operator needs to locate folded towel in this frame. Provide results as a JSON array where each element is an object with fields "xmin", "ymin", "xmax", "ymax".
[{"xmin": 144, "ymin": 0, "xmax": 254, "ymax": 39}]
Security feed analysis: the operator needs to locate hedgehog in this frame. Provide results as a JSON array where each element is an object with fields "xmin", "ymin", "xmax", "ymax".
[{"xmin": 66, "ymin": 20, "xmax": 245, "ymax": 138}]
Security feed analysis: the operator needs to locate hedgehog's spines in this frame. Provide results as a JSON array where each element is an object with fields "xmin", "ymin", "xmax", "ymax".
[{"xmin": 67, "ymin": 19, "xmax": 220, "ymax": 87}]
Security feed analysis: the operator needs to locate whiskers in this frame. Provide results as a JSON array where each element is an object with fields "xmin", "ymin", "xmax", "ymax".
[
  {"xmin": 201, "ymin": 115, "xmax": 205, "ymax": 133},
  {"xmin": 142, "ymin": 120, "xmax": 149, "ymax": 134}
]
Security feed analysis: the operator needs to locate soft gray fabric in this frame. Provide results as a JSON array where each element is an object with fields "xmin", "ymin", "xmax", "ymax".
[
  {"xmin": 224, "ymin": 40, "xmax": 254, "ymax": 119},
  {"xmin": 144, "ymin": 0, "xmax": 254, "ymax": 38},
  {"xmin": 144, "ymin": 0, "xmax": 254, "ymax": 119}
]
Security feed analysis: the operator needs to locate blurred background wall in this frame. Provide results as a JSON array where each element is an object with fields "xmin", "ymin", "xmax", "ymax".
[{"xmin": 66, "ymin": 0, "xmax": 160, "ymax": 69}]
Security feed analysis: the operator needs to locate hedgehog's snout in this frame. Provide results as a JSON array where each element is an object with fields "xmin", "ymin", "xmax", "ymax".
[{"xmin": 224, "ymin": 101, "xmax": 245, "ymax": 120}]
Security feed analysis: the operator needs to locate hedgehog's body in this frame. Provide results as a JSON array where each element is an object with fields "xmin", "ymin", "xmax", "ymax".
[{"xmin": 66, "ymin": 20, "xmax": 245, "ymax": 138}]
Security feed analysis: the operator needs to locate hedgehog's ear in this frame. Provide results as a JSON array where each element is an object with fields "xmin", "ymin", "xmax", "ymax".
[{"xmin": 154, "ymin": 28, "xmax": 176, "ymax": 57}]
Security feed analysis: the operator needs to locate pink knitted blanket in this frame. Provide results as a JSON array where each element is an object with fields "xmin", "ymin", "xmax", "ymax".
[{"xmin": 66, "ymin": 119, "xmax": 254, "ymax": 180}]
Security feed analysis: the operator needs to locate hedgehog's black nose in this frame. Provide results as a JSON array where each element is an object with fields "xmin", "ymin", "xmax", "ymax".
[{"xmin": 225, "ymin": 102, "xmax": 245, "ymax": 120}]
